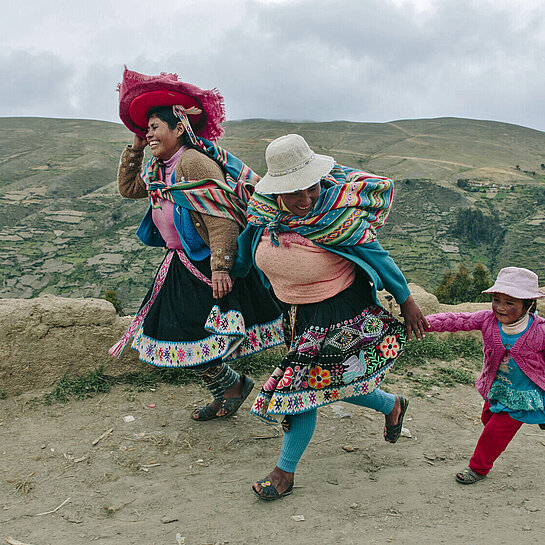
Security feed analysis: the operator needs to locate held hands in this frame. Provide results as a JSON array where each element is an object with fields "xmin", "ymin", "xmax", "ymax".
[
  {"xmin": 212, "ymin": 271, "xmax": 233, "ymax": 299},
  {"xmin": 132, "ymin": 134, "xmax": 147, "ymax": 151},
  {"xmin": 400, "ymin": 295, "xmax": 429, "ymax": 341}
]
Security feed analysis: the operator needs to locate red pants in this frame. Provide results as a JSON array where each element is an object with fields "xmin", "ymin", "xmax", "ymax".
[{"xmin": 469, "ymin": 401, "xmax": 523, "ymax": 475}]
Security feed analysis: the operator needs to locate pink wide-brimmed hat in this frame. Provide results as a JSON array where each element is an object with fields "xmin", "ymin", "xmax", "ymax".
[
  {"xmin": 482, "ymin": 267, "xmax": 545, "ymax": 299},
  {"xmin": 117, "ymin": 67, "xmax": 226, "ymax": 141}
]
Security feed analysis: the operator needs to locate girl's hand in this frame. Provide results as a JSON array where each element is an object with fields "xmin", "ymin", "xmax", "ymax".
[
  {"xmin": 400, "ymin": 295, "xmax": 429, "ymax": 341},
  {"xmin": 132, "ymin": 134, "xmax": 147, "ymax": 151},
  {"xmin": 212, "ymin": 271, "xmax": 233, "ymax": 299}
]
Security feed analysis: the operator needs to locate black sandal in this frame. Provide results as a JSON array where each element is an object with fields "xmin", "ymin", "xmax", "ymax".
[
  {"xmin": 252, "ymin": 478, "xmax": 294, "ymax": 501},
  {"xmin": 192, "ymin": 401, "xmax": 222, "ymax": 421},
  {"xmin": 218, "ymin": 375, "xmax": 254, "ymax": 418},
  {"xmin": 384, "ymin": 396, "xmax": 409, "ymax": 443}
]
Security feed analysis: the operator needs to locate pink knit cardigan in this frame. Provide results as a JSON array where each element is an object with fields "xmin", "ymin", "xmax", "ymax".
[{"xmin": 426, "ymin": 310, "xmax": 545, "ymax": 397}]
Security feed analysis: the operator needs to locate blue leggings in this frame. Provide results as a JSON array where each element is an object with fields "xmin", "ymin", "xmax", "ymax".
[{"xmin": 277, "ymin": 388, "xmax": 396, "ymax": 473}]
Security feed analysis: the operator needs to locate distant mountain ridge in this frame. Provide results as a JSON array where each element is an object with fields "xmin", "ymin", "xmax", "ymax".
[{"xmin": 1, "ymin": 116, "xmax": 544, "ymax": 311}]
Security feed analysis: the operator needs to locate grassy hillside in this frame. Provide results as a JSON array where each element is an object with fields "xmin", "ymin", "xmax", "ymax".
[{"xmin": 1, "ymin": 116, "xmax": 544, "ymax": 311}]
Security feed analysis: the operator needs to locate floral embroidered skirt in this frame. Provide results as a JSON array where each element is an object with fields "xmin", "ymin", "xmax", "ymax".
[
  {"xmin": 125, "ymin": 250, "xmax": 284, "ymax": 369},
  {"xmin": 250, "ymin": 277, "xmax": 407, "ymax": 422}
]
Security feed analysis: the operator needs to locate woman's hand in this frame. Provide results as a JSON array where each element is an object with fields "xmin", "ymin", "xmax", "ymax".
[
  {"xmin": 400, "ymin": 295, "xmax": 429, "ymax": 341},
  {"xmin": 212, "ymin": 271, "xmax": 233, "ymax": 299},
  {"xmin": 132, "ymin": 134, "xmax": 147, "ymax": 151}
]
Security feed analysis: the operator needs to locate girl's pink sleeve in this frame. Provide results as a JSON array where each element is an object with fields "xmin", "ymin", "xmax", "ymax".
[{"xmin": 425, "ymin": 310, "xmax": 489, "ymax": 333}]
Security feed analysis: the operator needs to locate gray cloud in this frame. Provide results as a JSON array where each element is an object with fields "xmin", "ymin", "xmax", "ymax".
[
  {"xmin": 1, "ymin": 0, "xmax": 545, "ymax": 132},
  {"xmin": 0, "ymin": 51, "xmax": 76, "ymax": 117},
  {"xmin": 228, "ymin": 0, "xmax": 545, "ymax": 129}
]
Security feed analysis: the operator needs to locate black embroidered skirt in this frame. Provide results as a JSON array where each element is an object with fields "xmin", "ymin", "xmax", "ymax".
[
  {"xmin": 113, "ymin": 250, "xmax": 284, "ymax": 369},
  {"xmin": 250, "ymin": 275, "xmax": 407, "ymax": 422}
]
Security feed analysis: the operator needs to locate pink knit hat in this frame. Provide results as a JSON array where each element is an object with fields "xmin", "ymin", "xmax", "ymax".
[
  {"xmin": 117, "ymin": 67, "xmax": 225, "ymax": 141},
  {"xmin": 482, "ymin": 267, "xmax": 545, "ymax": 299}
]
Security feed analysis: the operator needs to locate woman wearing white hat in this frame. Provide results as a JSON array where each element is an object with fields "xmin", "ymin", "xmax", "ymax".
[
  {"xmin": 426, "ymin": 266, "xmax": 545, "ymax": 484},
  {"xmin": 233, "ymin": 134, "xmax": 427, "ymax": 500}
]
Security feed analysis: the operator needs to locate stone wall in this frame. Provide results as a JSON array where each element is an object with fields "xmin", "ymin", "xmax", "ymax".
[
  {"xmin": 0, "ymin": 295, "xmax": 146, "ymax": 396},
  {"xmin": 1, "ymin": 287, "xmax": 543, "ymax": 396}
]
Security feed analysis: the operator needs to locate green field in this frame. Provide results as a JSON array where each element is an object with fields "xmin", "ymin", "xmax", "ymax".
[{"xmin": 1, "ymin": 116, "xmax": 544, "ymax": 311}]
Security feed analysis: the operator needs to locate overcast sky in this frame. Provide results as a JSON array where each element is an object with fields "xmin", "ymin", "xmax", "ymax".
[{"xmin": 2, "ymin": 0, "xmax": 545, "ymax": 132}]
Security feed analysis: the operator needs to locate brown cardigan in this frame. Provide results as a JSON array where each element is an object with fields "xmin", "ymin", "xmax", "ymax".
[{"xmin": 117, "ymin": 145, "xmax": 239, "ymax": 272}]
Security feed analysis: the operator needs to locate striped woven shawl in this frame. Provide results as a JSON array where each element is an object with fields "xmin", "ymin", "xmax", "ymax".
[
  {"xmin": 141, "ymin": 137, "xmax": 259, "ymax": 227},
  {"xmin": 246, "ymin": 164, "xmax": 394, "ymax": 246}
]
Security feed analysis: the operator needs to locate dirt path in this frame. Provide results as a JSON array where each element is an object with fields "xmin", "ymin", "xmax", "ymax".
[{"xmin": 1, "ymin": 379, "xmax": 544, "ymax": 545}]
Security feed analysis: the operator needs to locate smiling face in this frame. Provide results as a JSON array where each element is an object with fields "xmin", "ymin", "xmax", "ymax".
[
  {"xmin": 491, "ymin": 293, "xmax": 526, "ymax": 325},
  {"xmin": 279, "ymin": 183, "xmax": 321, "ymax": 216},
  {"xmin": 146, "ymin": 115, "xmax": 183, "ymax": 160}
]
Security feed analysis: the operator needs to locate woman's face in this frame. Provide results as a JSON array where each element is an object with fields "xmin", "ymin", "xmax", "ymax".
[
  {"xmin": 280, "ymin": 183, "xmax": 321, "ymax": 216},
  {"xmin": 491, "ymin": 293, "xmax": 526, "ymax": 325},
  {"xmin": 146, "ymin": 116, "xmax": 183, "ymax": 160}
]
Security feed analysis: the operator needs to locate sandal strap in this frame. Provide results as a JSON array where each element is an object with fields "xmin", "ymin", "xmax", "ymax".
[
  {"xmin": 384, "ymin": 396, "xmax": 409, "ymax": 443},
  {"xmin": 219, "ymin": 375, "xmax": 254, "ymax": 418},
  {"xmin": 255, "ymin": 479, "xmax": 281, "ymax": 500},
  {"xmin": 253, "ymin": 478, "xmax": 294, "ymax": 501},
  {"xmin": 192, "ymin": 403, "xmax": 219, "ymax": 421},
  {"xmin": 456, "ymin": 467, "xmax": 486, "ymax": 484}
]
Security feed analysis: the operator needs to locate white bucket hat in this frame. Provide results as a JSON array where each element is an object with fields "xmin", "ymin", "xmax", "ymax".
[
  {"xmin": 254, "ymin": 134, "xmax": 335, "ymax": 195},
  {"xmin": 482, "ymin": 267, "xmax": 545, "ymax": 299}
]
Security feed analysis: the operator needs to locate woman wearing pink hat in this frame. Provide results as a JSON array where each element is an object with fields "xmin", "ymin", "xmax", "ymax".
[
  {"xmin": 426, "ymin": 266, "xmax": 545, "ymax": 484},
  {"xmin": 110, "ymin": 68, "xmax": 283, "ymax": 421}
]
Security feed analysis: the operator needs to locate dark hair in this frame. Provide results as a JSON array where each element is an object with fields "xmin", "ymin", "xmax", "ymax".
[
  {"xmin": 146, "ymin": 105, "xmax": 208, "ymax": 139},
  {"xmin": 146, "ymin": 105, "xmax": 225, "ymax": 172},
  {"xmin": 147, "ymin": 105, "xmax": 179, "ymax": 129},
  {"xmin": 523, "ymin": 299, "xmax": 537, "ymax": 313}
]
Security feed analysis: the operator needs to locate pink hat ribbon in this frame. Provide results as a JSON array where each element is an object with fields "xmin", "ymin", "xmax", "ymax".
[{"xmin": 173, "ymin": 104, "xmax": 202, "ymax": 145}]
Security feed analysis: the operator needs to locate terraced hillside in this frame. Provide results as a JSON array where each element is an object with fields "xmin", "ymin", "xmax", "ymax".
[{"xmin": 1, "ymin": 116, "xmax": 544, "ymax": 311}]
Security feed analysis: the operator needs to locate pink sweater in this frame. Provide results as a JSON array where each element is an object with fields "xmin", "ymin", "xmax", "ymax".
[
  {"xmin": 151, "ymin": 146, "xmax": 185, "ymax": 249},
  {"xmin": 426, "ymin": 310, "xmax": 545, "ymax": 397},
  {"xmin": 255, "ymin": 231, "xmax": 356, "ymax": 304}
]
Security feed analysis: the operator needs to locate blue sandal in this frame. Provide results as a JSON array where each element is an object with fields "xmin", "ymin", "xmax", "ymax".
[{"xmin": 252, "ymin": 478, "xmax": 294, "ymax": 501}]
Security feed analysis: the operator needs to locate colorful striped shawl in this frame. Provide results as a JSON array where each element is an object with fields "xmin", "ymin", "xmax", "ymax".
[
  {"xmin": 141, "ymin": 137, "xmax": 259, "ymax": 227},
  {"xmin": 246, "ymin": 164, "xmax": 394, "ymax": 246}
]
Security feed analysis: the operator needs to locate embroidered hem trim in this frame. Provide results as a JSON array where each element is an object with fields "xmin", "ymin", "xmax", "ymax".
[
  {"xmin": 109, "ymin": 251, "xmax": 174, "ymax": 357},
  {"xmin": 250, "ymin": 363, "xmax": 394, "ymax": 423},
  {"xmin": 109, "ymin": 249, "xmax": 211, "ymax": 357},
  {"xmin": 131, "ymin": 313, "xmax": 284, "ymax": 368}
]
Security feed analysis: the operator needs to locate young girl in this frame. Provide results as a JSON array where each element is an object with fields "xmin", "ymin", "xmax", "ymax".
[{"xmin": 425, "ymin": 267, "xmax": 545, "ymax": 484}]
